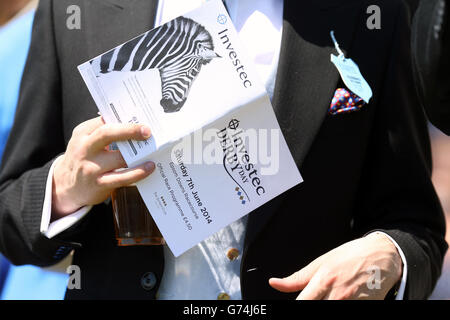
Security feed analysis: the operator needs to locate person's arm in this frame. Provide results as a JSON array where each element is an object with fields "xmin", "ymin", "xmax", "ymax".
[
  {"xmin": 269, "ymin": 1, "xmax": 447, "ymax": 300},
  {"xmin": 0, "ymin": 0, "xmax": 71, "ymax": 266},
  {"xmin": 0, "ymin": 0, "xmax": 155, "ymax": 267},
  {"xmin": 426, "ymin": 0, "xmax": 450, "ymax": 135},
  {"xmin": 353, "ymin": 0, "xmax": 447, "ymax": 299}
]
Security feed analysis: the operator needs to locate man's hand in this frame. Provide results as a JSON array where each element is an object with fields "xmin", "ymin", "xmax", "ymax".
[
  {"xmin": 269, "ymin": 232, "xmax": 403, "ymax": 300},
  {"xmin": 52, "ymin": 116, "xmax": 155, "ymax": 219}
]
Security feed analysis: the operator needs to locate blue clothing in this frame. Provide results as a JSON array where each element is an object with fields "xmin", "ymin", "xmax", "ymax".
[
  {"xmin": 1, "ymin": 265, "xmax": 68, "ymax": 300},
  {"xmin": 0, "ymin": 10, "xmax": 35, "ymax": 159},
  {"xmin": 0, "ymin": 258, "xmax": 9, "ymax": 294},
  {"xmin": 0, "ymin": 10, "xmax": 68, "ymax": 300}
]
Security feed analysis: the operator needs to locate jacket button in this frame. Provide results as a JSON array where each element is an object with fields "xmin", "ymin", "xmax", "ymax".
[
  {"xmin": 226, "ymin": 248, "xmax": 240, "ymax": 261},
  {"xmin": 141, "ymin": 272, "xmax": 157, "ymax": 291}
]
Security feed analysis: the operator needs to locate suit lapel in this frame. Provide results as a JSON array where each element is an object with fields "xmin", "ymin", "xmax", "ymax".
[
  {"xmin": 244, "ymin": 0, "xmax": 364, "ymax": 252},
  {"xmin": 76, "ymin": 0, "xmax": 158, "ymax": 122},
  {"xmin": 273, "ymin": 0, "xmax": 363, "ymax": 167},
  {"xmin": 84, "ymin": 0, "xmax": 158, "ymax": 59}
]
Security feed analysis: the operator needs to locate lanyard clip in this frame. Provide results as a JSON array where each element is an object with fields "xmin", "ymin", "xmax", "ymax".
[{"xmin": 330, "ymin": 30, "xmax": 345, "ymax": 58}]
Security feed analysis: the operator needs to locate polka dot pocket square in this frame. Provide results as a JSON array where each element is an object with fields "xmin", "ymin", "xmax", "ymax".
[{"xmin": 328, "ymin": 88, "xmax": 366, "ymax": 115}]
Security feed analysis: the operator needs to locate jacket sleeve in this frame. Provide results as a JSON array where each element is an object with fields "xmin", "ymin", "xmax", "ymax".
[
  {"xmin": 425, "ymin": 0, "xmax": 450, "ymax": 135},
  {"xmin": 353, "ymin": 1, "xmax": 448, "ymax": 299},
  {"xmin": 0, "ymin": 0, "xmax": 79, "ymax": 266}
]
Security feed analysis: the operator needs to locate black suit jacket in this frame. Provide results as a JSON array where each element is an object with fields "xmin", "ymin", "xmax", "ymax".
[
  {"xmin": 0, "ymin": 0, "xmax": 447, "ymax": 300},
  {"xmin": 408, "ymin": 0, "xmax": 450, "ymax": 135}
]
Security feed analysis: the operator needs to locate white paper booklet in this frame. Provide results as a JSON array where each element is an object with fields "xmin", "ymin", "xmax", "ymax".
[{"xmin": 78, "ymin": 0, "xmax": 302, "ymax": 256}]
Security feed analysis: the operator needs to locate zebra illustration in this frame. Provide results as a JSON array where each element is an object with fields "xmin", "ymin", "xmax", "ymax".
[{"xmin": 91, "ymin": 16, "xmax": 220, "ymax": 113}]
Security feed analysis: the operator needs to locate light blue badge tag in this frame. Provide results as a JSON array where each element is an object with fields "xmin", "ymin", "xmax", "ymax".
[{"xmin": 330, "ymin": 31, "xmax": 373, "ymax": 103}]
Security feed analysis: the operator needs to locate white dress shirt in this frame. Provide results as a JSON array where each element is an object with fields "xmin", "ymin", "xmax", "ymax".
[{"xmin": 40, "ymin": 0, "xmax": 407, "ymax": 300}]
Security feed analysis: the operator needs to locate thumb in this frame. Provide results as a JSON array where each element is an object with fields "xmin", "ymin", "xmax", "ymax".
[{"xmin": 268, "ymin": 256, "xmax": 324, "ymax": 293}]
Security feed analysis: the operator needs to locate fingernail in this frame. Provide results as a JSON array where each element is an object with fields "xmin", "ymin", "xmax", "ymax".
[
  {"xmin": 145, "ymin": 162, "xmax": 155, "ymax": 172},
  {"xmin": 141, "ymin": 126, "xmax": 151, "ymax": 138}
]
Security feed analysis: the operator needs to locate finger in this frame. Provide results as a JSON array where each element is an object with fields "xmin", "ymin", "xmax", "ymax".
[
  {"xmin": 296, "ymin": 272, "xmax": 329, "ymax": 300},
  {"xmin": 73, "ymin": 116, "xmax": 105, "ymax": 135},
  {"xmin": 269, "ymin": 255, "xmax": 325, "ymax": 293},
  {"xmin": 93, "ymin": 150, "xmax": 127, "ymax": 173},
  {"xmin": 97, "ymin": 161, "xmax": 155, "ymax": 189},
  {"xmin": 88, "ymin": 123, "xmax": 151, "ymax": 151}
]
